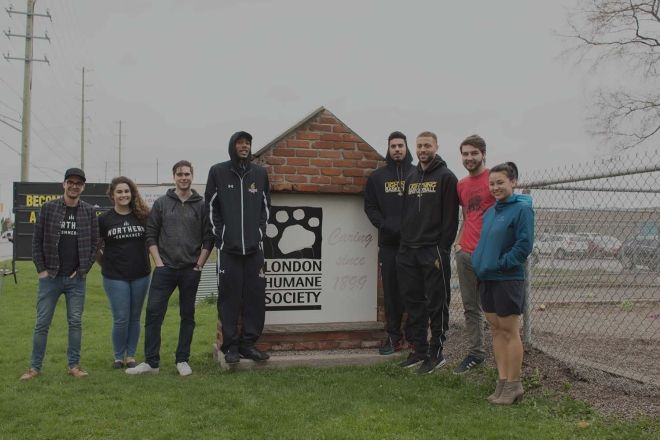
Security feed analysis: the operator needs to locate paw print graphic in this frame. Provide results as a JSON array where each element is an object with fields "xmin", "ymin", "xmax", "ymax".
[{"xmin": 264, "ymin": 206, "xmax": 322, "ymax": 259}]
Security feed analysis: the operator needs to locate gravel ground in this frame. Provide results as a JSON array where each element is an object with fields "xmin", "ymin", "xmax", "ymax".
[{"xmin": 443, "ymin": 321, "xmax": 659, "ymax": 419}]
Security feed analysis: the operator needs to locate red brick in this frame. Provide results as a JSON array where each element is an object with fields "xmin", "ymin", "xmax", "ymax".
[
  {"xmin": 341, "ymin": 133, "xmax": 361, "ymax": 142},
  {"xmin": 296, "ymin": 132, "xmax": 321, "ymax": 140},
  {"xmin": 317, "ymin": 340, "xmax": 340, "ymax": 350},
  {"xmin": 310, "ymin": 158, "xmax": 332, "ymax": 167},
  {"xmin": 343, "ymin": 151, "xmax": 364, "ymax": 160},
  {"xmin": 275, "ymin": 141, "xmax": 288, "ymax": 149},
  {"xmin": 357, "ymin": 142, "xmax": 372, "ymax": 152},
  {"xmin": 320, "ymin": 133, "xmax": 343, "ymax": 142},
  {"xmin": 357, "ymin": 160, "xmax": 378, "ymax": 169},
  {"xmin": 319, "ymin": 116, "xmax": 338, "ymax": 125},
  {"xmin": 293, "ymin": 341, "xmax": 319, "ymax": 350},
  {"xmin": 272, "ymin": 183, "xmax": 293, "ymax": 191},
  {"xmin": 293, "ymin": 183, "xmax": 321, "ymax": 192},
  {"xmin": 343, "ymin": 168, "xmax": 365, "ymax": 177},
  {"xmin": 273, "ymin": 148, "xmax": 296, "ymax": 157},
  {"xmin": 337, "ymin": 340, "xmax": 362, "ymax": 349},
  {"xmin": 332, "ymin": 124, "xmax": 351, "ymax": 133},
  {"xmin": 287, "ymin": 140, "xmax": 310, "ymax": 148},
  {"xmin": 266, "ymin": 156, "xmax": 286, "ymax": 165},
  {"xmin": 296, "ymin": 149, "xmax": 318, "ymax": 158},
  {"xmin": 310, "ymin": 175, "xmax": 332, "ymax": 184},
  {"xmin": 285, "ymin": 174, "xmax": 307, "ymax": 183},
  {"xmin": 269, "ymin": 174, "xmax": 284, "ymax": 183},
  {"xmin": 312, "ymin": 141, "xmax": 335, "ymax": 149},
  {"xmin": 333, "ymin": 159, "xmax": 356, "ymax": 167},
  {"xmin": 364, "ymin": 151, "xmax": 382, "ymax": 160},
  {"xmin": 318, "ymin": 184, "xmax": 342, "ymax": 193},
  {"xmin": 353, "ymin": 176, "xmax": 367, "ymax": 186},
  {"xmin": 270, "ymin": 343, "xmax": 295, "ymax": 351},
  {"xmin": 287, "ymin": 157, "xmax": 309, "ymax": 166},
  {"xmin": 342, "ymin": 185, "xmax": 363, "ymax": 193},
  {"xmin": 309, "ymin": 123, "xmax": 332, "ymax": 132},
  {"xmin": 274, "ymin": 165, "xmax": 296, "ymax": 174},
  {"xmin": 331, "ymin": 176, "xmax": 352, "ymax": 185},
  {"xmin": 320, "ymin": 168, "xmax": 341, "ymax": 176},
  {"xmin": 319, "ymin": 150, "xmax": 341, "ymax": 159},
  {"xmin": 297, "ymin": 167, "xmax": 319, "ymax": 175},
  {"xmin": 336, "ymin": 142, "xmax": 357, "ymax": 150}
]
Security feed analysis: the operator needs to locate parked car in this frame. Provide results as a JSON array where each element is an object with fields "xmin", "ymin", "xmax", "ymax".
[
  {"xmin": 535, "ymin": 233, "xmax": 590, "ymax": 259},
  {"xmin": 583, "ymin": 234, "xmax": 622, "ymax": 258},
  {"xmin": 1, "ymin": 230, "xmax": 12, "ymax": 242},
  {"xmin": 618, "ymin": 236, "xmax": 659, "ymax": 271}
]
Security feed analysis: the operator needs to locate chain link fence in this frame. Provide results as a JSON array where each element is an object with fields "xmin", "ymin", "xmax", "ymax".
[{"xmin": 515, "ymin": 150, "xmax": 659, "ymax": 385}]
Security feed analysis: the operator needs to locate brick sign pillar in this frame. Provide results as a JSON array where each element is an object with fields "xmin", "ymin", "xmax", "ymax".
[{"xmin": 214, "ymin": 107, "xmax": 388, "ymax": 352}]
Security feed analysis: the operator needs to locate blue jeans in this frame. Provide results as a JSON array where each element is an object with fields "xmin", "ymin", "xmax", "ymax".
[
  {"xmin": 30, "ymin": 276, "xmax": 86, "ymax": 371},
  {"xmin": 103, "ymin": 275, "xmax": 150, "ymax": 360}
]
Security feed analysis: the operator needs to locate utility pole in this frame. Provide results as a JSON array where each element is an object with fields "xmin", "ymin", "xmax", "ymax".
[
  {"xmin": 4, "ymin": 1, "xmax": 52, "ymax": 182},
  {"xmin": 156, "ymin": 159, "xmax": 159, "ymax": 184},
  {"xmin": 80, "ymin": 67, "xmax": 85, "ymax": 169}
]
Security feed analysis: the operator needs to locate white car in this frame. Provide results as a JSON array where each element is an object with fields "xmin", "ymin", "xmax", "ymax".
[
  {"xmin": 1, "ymin": 230, "xmax": 13, "ymax": 241},
  {"xmin": 535, "ymin": 233, "xmax": 590, "ymax": 259}
]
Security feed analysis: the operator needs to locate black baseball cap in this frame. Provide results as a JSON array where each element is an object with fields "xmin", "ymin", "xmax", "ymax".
[{"xmin": 64, "ymin": 167, "xmax": 86, "ymax": 182}]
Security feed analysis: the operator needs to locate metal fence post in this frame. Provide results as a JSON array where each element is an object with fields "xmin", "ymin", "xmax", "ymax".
[{"xmin": 523, "ymin": 259, "xmax": 532, "ymax": 345}]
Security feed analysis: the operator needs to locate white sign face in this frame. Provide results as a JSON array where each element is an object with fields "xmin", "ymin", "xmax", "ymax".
[{"xmin": 263, "ymin": 193, "xmax": 378, "ymax": 324}]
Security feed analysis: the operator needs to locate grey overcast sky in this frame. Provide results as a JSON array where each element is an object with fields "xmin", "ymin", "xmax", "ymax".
[{"xmin": 0, "ymin": 0, "xmax": 642, "ymax": 213}]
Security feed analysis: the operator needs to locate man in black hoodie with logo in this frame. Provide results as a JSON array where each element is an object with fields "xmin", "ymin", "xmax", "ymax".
[
  {"xmin": 397, "ymin": 131, "xmax": 459, "ymax": 374},
  {"xmin": 364, "ymin": 131, "xmax": 414, "ymax": 355},
  {"xmin": 205, "ymin": 131, "xmax": 271, "ymax": 364}
]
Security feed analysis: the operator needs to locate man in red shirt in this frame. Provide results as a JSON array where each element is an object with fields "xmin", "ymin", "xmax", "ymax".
[{"xmin": 453, "ymin": 135, "xmax": 495, "ymax": 374}]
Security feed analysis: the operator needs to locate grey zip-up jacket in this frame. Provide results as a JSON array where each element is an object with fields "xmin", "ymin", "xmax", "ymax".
[
  {"xmin": 205, "ymin": 131, "xmax": 271, "ymax": 256},
  {"xmin": 145, "ymin": 188, "xmax": 214, "ymax": 269}
]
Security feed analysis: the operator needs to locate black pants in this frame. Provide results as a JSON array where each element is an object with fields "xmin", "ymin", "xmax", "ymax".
[
  {"xmin": 397, "ymin": 245, "xmax": 451, "ymax": 358},
  {"xmin": 144, "ymin": 266, "xmax": 201, "ymax": 368},
  {"xmin": 217, "ymin": 250, "xmax": 266, "ymax": 353},
  {"xmin": 380, "ymin": 245, "xmax": 410, "ymax": 343}
]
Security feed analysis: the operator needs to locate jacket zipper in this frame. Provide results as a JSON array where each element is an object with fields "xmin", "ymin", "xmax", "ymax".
[{"xmin": 231, "ymin": 169, "xmax": 247, "ymax": 255}]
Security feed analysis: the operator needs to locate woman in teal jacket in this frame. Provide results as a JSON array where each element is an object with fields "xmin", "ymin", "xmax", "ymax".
[{"xmin": 472, "ymin": 162, "xmax": 534, "ymax": 405}]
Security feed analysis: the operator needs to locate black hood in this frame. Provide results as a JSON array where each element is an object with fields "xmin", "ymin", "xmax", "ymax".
[
  {"xmin": 228, "ymin": 131, "xmax": 253, "ymax": 170},
  {"xmin": 385, "ymin": 142, "xmax": 413, "ymax": 167},
  {"xmin": 417, "ymin": 154, "xmax": 446, "ymax": 173}
]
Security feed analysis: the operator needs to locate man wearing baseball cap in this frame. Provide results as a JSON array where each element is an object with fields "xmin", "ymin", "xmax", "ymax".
[{"xmin": 20, "ymin": 167, "xmax": 99, "ymax": 380}]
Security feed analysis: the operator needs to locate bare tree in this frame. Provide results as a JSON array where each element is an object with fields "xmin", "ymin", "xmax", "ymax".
[{"xmin": 565, "ymin": 0, "xmax": 659, "ymax": 150}]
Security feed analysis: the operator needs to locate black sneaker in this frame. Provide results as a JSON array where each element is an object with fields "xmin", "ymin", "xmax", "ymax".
[
  {"xmin": 453, "ymin": 355, "xmax": 484, "ymax": 374},
  {"xmin": 239, "ymin": 346, "xmax": 270, "ymax": 362},
  {"xmin": 416, "ymin": 355, "xmax": 447, "ymax": 374},
  {"xmin": 398, "ymin": 352, "xmax": 426, "ymax": 368},
  {"xmin": 378, "ymin": 337, "xmax": 403, "ymax": 356}
]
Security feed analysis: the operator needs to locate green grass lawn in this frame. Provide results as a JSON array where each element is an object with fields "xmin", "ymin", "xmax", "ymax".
[{"xmin": 0, "ymin": 262, "xmax": 656, "ymax": 439}]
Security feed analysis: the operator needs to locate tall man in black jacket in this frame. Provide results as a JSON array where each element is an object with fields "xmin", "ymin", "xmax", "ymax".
[
  {"xmin": 397, "ymin": 131, "xmax": 459, "ymax": 374},
  {"xmin": 127, "ymin": 160, "xmax": 213, "ymax": 376},
  {"xmin": 364, "ymin": 131, "xmax": 414, "ymax": 355},
  {"xmin": 205, "ymin": 131, "xmax": 271, "ymax": 364}
]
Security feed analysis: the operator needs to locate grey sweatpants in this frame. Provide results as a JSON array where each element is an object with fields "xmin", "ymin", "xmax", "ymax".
[{"xmin": 455, "ymin": 250, "xmax": 485, "ymax": 359}]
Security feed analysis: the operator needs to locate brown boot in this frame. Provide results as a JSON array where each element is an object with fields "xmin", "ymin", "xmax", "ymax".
[
  {"xmin": 486, "ymin": 379, "xmax": 506, "ymax": 402},
  {"xmin": 492, "ymin": 380, "xmax": 524, "ymax": 405}
]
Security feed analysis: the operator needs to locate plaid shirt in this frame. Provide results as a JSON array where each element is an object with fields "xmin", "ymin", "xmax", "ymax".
[{"xmin": 32, "ymin": 197, "xmax": 99, "ymax": 276}]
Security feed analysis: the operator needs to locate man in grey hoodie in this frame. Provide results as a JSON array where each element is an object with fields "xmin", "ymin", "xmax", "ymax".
[{"xmin": 126, "ymin": 160, "xmax": 214, "ymax": 376}]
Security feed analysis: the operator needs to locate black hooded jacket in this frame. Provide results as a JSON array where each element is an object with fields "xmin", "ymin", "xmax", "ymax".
[
  {"xmin": 400, "ymin": 155, "xmax": 459, "ymax": 251},
  {"xmin": 205, "ymin": 131, "xmax": 271, "ymax": 255},
  {"xmin": 364, "ymin": 146, "xmax": 414, "ymax": 246}
]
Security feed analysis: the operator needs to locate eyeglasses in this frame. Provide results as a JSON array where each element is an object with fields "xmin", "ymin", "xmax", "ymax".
[{"xmin": 66, "ymin": 180, "xmax": 85, "ymax": 187}]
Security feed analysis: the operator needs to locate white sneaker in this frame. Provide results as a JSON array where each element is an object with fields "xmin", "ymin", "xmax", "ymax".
[
  {"xmin": 125, "ymin": 362, "xmax": 159, "ymax": 375},
  {"xmin": 176, "ymin": 362, "xmax": 192, "ymax": 376}
]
